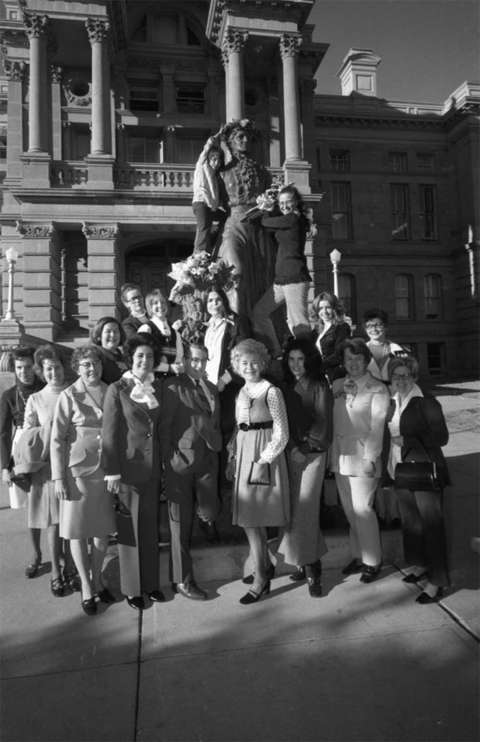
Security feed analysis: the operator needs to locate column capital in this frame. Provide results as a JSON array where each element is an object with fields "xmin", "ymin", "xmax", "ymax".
[
  {"xmin": 279, "ymin": 33, "xmax": 302, "ymax": 59},
  {"xmin": 50, "ymin": 65, "xmax": 63, "ymax": 83},
  {"xmin": 221, "ymin": 29, "xmax": 248, "ymax": 64},
  {"xmin": 4, "ymin": 59, "xmax": 27, "ymax": 81},
  {"xmin": 16, "ymin": 220, "xmax": 54, "ymax": 239},
  {"xmin": 85, "ymin": 17, "xmax": 110, "ymax": 44},
  {"xmin": 82, "ymin": 223, "xmax": 120, "ymax": 240},
  {"xmin": 23, "ymin": 11, "xmax": 50, "ymax": 39}
]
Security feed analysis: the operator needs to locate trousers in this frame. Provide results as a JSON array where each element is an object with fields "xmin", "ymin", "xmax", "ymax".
[
  {"xmin": 252, "ymin": 281, "xmax": 310, "ymax": 356},
  {"xmin": 335, "ymin": 473, "xmax": 382, "ymax": 567}
]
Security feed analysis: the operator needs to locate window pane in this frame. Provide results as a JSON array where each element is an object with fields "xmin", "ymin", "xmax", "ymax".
[
  {"xmin": 395, "ymin": 274, "xmax": 413, "ymax": 319},
  {"xmin": 339, "ymin": 273, "xmax": 355, "ymax": 319},
  {"xmin": 176, "ymin": 86, "xmax": 205, "ymax": 114},
  {"xmin": 419, "ymin": 184, "xmax": 437, "ymax": 240},
  {"xmin": 416, "ymin": 153, "xmax": 434, "ymax": 170},
  {"xmin": 391, "ymin": 184, "xmax": 410, "ymax": 240},
  {"xmin": 389, "ymin": 152, "xmax": 408, "ymax": 173},
  {"xmin": 427, "ymin": 342, "xmax": 445, "ymax": 374},
  {"xmin": 424, "ymin": 274, "xmax": 441, "ymax": 318},
  {"xmin": 331, "ymin": 182, "xmax": 352, "ymax": 240},
  {"xmin": 329, "ymin": 149, "xmax": 350, "ymax": 172}
]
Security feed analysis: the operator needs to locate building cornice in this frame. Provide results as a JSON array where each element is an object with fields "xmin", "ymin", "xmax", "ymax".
[{"xmin": 314, "ymin": 113, "xmax": 445, "ymax": 131}]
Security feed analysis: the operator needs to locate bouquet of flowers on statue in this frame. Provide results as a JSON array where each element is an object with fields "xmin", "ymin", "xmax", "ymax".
[
  {"xmin": 240, "ymin": 177, "xmax": 288, "ymax": 222},
  {"xmin": 168, "ymin": 251, "xmax": 239, "ymax": 304}
]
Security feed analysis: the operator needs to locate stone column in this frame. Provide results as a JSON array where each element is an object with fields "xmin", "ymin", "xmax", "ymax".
[
  {"xmin": 222, "ymin": 29, "xmax": 247, "ymax": 121},
  {"xmin": 4, "ymin": 60, "xmax": 26, "ymax": 181},
  {"xmin": 15, "ymin": 221, "xmax": 61, "ymax": 341},
  {"xmin": 85, "ymin": 18, "xmax": 111, "ymax": 156},
  {"xmin": 279, "ymin": 33, "xmax": 302, "ymax": 161},
  {"xmin": 23, "ymin": 12, "xmax": 50, "ymax": 154},
  {"xmin": 50, "ymin": 65, "xmax": 62, "ymax": 160},
  {"xmin": 82, "ymin": 223, "xmax": 121, "ymax": 325}
]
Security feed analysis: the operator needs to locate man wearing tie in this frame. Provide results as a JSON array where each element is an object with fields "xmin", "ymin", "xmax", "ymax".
[{"xmin": 161, "ymin": 343, "xmax": 222, "ymax": 600}]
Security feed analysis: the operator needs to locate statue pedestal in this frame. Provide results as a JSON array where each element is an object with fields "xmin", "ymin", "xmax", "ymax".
[{"xmin": 0, "ymin": 318, "xmax": 24, "ymax": 347}]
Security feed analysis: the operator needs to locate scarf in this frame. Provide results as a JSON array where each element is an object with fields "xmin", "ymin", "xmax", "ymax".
[{"xmin": 123, "ymin": 370, "xmax": 159, "ymax": 409}]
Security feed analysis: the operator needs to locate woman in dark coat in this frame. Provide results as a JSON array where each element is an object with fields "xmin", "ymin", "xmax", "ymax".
[
  {"xmin": 387, "ymin": 355, "xmax": 450, "ymax": 603},
  {"xmin": 102, "ymin": 334, "xmax": 164, "ymax": 610},
  {"xmin": 311, "ymin": 292, "xmax": 351, "ymax": 382}
]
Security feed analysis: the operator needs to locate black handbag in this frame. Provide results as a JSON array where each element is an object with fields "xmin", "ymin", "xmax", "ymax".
[
  {"xmin": 394, "ymin": 460, "xmax": 440, "ymax": 491},
  {"xmin": 247, "ymin": 461, "xmax": 271, "ymax": 486}
]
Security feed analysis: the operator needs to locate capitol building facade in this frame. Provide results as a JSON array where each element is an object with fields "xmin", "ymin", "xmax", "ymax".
[{"xmin": 0, "ymin": 0, "xmax": 478, "ymax": 378}]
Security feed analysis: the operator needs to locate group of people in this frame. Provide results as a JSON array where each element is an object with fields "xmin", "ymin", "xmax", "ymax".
[{"xmin": 0, "ymin": 274, "xmax": 451, "ymax": 614}]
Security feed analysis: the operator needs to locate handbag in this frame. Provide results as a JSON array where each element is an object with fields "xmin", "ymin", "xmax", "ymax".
[
  {"xmin": 247, "ymin": 461, "xmax": 271, "ymax": 486},
  {"xmin": 394, "ymin": 461, "xmax": 440, "ymax": 491}
]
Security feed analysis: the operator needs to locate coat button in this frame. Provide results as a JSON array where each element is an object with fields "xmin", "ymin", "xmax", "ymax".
[{"xmin": 146, "ymin": 432, "xmax": 152, "ymax": 438}]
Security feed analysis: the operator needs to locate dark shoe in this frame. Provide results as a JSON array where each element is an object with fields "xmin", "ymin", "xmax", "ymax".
[
  {"xmin": 289, "ymin": 566, "xmax": 306, "ymax": 582},
  {"xmin": 307, "ymin": 577, "xmax": 322, "ymax": 598},
  {"xmin": 403, "ymin": 571, "xmax": 428, "ymax": 584},
  {"xmin": 198, "ymin": 519, "xmax": 219, "ymax": 543},
  {"xmin": 63, "ymin": 567, "xmax": 81, "ymax": 592},
  {"xmin": 25, "ymin": 555, "xmax": 42, "ymax": 579},
  {"xmin": 97, "ymin": 588, "xmax": 115, "ymax": 604},
  {"xmin": 416, "ymin": 588, "xmax": 443, "ymax": 604},
  {"xmin": 360, "ymin": 564, "xmax": 382, "ymax": 584},
  {"xmin": 126, "ymin": 595, "xmax": 145, "ymax": 610},
  {"xmin": 239, "ymin": 580, "xmax": 271, "ymax": 605},
  {"xmin": 341, "ymin": 559, "xmax": 363, "ymax": 576},
  {"xmin": 175, "ymin": 581, "xmax": 207, "ymax": 601},
  {"xmin": 50, "ymin": 576, "xmax": 65, "ymax": 597},
  {"xmin": 242, "ymin": 562, "xmax": 275, "ymax": 585},
  {"xmin": 81, "ymin": 597, "xmax": 97, "ymax": 616},
  {"xmin": 148, "ymin": 590, "xmax": 166, "ymax": 603}
]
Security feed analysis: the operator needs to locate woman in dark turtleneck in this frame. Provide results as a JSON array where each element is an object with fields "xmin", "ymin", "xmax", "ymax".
[{"xmin": 0, "ymin": 346, "xmax": 44, "ymax": 576}]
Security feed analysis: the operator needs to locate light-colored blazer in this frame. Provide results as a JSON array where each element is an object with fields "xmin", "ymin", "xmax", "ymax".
[
  {"xmin": 50, "ymin": 378, "xmax": 106, "ymax": 480},
  {"xmin": 331, "ymin": 371, "xmax": 390, "ymax": 477}
]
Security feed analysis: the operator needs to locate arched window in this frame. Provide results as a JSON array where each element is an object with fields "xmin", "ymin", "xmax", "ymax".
[
  {"xmin": 339, "ymin": 273, "xmax": 356, "ymax": 321},
  {"xmin": 424, "ymin": 274, "xmax": 442, "ymax": 319},
  {"xmin": 394, "ymin": 274, "xmax": 414, "ymax": 319}
]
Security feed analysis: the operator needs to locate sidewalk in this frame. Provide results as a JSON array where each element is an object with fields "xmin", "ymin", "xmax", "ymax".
[{"xmin": 1, "ymin": 382, "xmax": 479, "ymax": 742}]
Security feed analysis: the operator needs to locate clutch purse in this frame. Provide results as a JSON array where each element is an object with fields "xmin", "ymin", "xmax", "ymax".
[
  {"xmin": 247, "ymin": 461, "xmax": 271, "ymax": 486},
  {"xmin": 394, "ymin": 461, "xmax": 440, "ymax": 492}
]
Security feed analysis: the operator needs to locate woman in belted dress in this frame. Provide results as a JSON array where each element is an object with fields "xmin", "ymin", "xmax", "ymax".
[{"xmin": 230, "ymin": 339, "xmax": 289, "ymax": 604}]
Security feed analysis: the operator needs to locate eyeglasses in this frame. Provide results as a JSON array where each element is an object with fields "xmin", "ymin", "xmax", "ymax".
[
  {"xmin": 366, "ymin": 323, "xmax": 384, "ymax": 330},
  {"xmin": 391, "ymin": 372, "xmax": 411, "ymax": 380},
  {"xmin": 127, "ymin": 295, "xmax": 142, "ymax": 303}
]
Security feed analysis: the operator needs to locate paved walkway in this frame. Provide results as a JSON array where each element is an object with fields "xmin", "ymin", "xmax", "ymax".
[{"xmin": 1, "ymin": 381, "xmax": 479, "ymax": 742}]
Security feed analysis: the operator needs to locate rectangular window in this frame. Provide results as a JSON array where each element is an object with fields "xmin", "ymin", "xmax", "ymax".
[
  {"xmin": 389, "ymin": 151, "xmax": 408, "ymax": 173},
  {"xmin": 391, "ymin": 184, "xmax": 410, "ymax": 240},
  {"xmin": 394, "ymin": 274, "xmax": 414, "ymax": 320},
  {"xmin": 176, "ymin": 85, "xmax": 205, "ymax": 114},
  {"xmin": 331, "ymin": 182, "xmax": 353, "ymax": 240},
  {"xmin": 126, "ymin": 136, "xmax": 160, "ymax": 163},
  {"xmin": 129, "ymin": 85, "xmax": 158, "ymax": 113},
  {"xmin": 416, "ymin": 152, "xmax": 434, "ymax": 171},
  {"xmin": 329, "ymin": 149, "xmax": 350, "ymax": 172},
  {"xmin": 419, "ymin": 184, "xmax": 437, "ymax": 240},
  {"xmin": 427, "ymin": 342, "xmax": 445, "ymax": 375},
  {"xmin": 424, "ymin": 274, "xmax": 442, "ymax": 319}
]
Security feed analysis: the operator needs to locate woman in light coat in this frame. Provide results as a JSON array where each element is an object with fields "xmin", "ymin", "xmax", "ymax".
[{"xmin": 331, "ymin": 338, "xmax": 390, "ymax": 583}]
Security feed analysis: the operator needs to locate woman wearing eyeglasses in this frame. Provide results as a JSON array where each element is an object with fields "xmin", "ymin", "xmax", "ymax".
[
  {"xmin": 387, "ymin": 356, "xmax": 450, "ymax": 604},
  {"xmin": 51, "ymin": 345, "xmax": 115, "ymax": 615},
  {"xmin": 363, "ymin": 308, "xmax": 405, "ymax": 382}
]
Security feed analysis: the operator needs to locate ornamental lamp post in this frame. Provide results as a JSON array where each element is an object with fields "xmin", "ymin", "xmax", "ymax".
[
  {"xmin": 329, "ymin": 248, "xmax": 341, "ymax": 297},
  {"xmin": 5, "ymin": 246, "xmax": 19, "ymax": 320}
]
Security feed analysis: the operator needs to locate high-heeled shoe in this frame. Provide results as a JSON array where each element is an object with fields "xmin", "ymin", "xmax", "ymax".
[
  {"xmin": 239, "ymin": 580, "xmax": 271, "ymax": 605},
  {"xmin": 403, "ymin": 571, "xmax": 428, "ymax": 584},
  {"xmin": 25, "ymin": 554, "xmax": 42, "ymax": 579},
  {"xmin": 289, "ymin": 566, "xmax": 306, "ymax": 582},
  {"xmin": 416, "ymin": 588, "xmax": 443, "ymax": 604},
  {"xmin": 242, "ymin": 562, "xmax": 274, "ymax": 585},
  {"xmin": 81, "ymin": 597, "xmax": 97, "ymax": 616}
]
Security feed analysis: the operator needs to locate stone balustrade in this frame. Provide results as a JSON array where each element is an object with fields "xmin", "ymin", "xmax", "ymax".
[{"xmin": 50, "ymin": 161, "xmax": 89, "ymax": 187}]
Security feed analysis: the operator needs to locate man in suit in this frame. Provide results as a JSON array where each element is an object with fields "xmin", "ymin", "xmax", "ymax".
[
  {"xmin": 120, "ymin": 283, "xmax": 148, "ymax": 339},
  {"xmin": 161, "ymin": 343, "xmax": 222, "ymax": 600}
]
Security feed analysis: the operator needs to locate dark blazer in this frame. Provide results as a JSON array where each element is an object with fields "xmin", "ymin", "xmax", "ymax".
[
  {"xmin": 101, "ymin": 376, "xmax": 163, "ymax": 484},
  {"xmin": 208, "ymin": 314, "xmax": 249, "ymax": 382},
  {"xmin": 0, "ymin": 379, "xmax": 44, "ymax": 470},
  {"xmin": 122, "ymin": 314, "xmax": 146, "ymax": 339},
  {"xmin": 160, "ymin": 374, "xmax": 222, "ymax": 485},
  {"xmin": 398, "ymin": 394, "xmax": 451, "ymax": 488},
  {"xmin": 312, "ymin": 322, "xmax": 351, "ymax": 378},
  {"xmin": 260, "ymin": 211, "xmax": 311, "ymax": 285},
  {"xmin": 282, "ymin": 377, "xmax": 333, "ymax": 453},
  {"xmin": 98, "ymin": 347, "xmax": 127, "ymax": 384}
]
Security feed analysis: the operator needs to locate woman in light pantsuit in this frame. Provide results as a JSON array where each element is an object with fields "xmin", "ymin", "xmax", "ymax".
[
  {"xmin": 331, "ymin": 338, "xmax": 390, "ymax": 583},
  {"xmin": 278, "ymin": 338, "xmax": 332, "ymax": 597}
]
